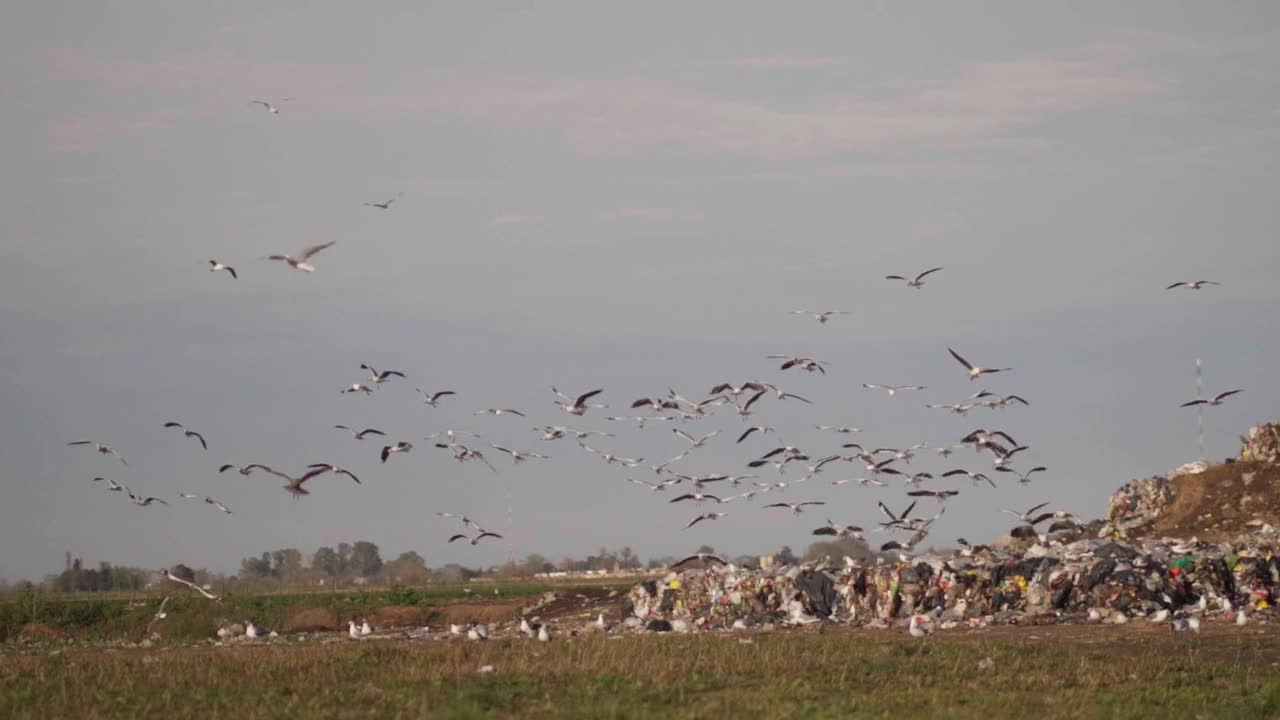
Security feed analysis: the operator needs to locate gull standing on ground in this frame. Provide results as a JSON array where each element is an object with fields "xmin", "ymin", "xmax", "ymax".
[
  {"xmin": 208, "ymin": 260, "xmax": 237, "ymax": 279},
  {"xmin": 1180, "ymin": 389, "xmax": 1243, "ymax": 408},
  {"xmin": 264, "ymin": 240, "xmax": 336, "ymax": 273},
  {"xmin": 948, "ymin": 348, "xmax": 1011, "ymax": 381},
  {"xmin": 68, "ymin": 441, "xmax": 127, "ymax": 465},
  {"xmin": 885, "ymin": 267, "xmax": 943, "ymax": 289}
]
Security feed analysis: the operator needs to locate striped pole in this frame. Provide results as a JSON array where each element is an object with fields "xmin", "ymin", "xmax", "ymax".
[{"xmin": 1196, "ymin": 358, "xmax": 1205, "ymax": 462}]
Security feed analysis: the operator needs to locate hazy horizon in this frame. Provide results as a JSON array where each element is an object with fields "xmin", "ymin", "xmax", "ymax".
[{"xmin": 3, "ymin": 2, "xmax": 1279, "ymax": 582}]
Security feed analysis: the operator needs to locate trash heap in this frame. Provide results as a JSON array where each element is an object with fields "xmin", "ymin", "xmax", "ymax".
[
  {"xmin": 1106, "ymin": 476, "xmax": 1175, "ymax": 539},
  {"xmin": 625, "ymin": 537, "xmax": 1280, "ymax": 630},
  {"xmin": 1240, "ymin": 423, "xmax": 1280, "ymax": 465}
]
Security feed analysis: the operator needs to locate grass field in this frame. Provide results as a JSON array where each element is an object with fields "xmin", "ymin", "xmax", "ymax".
[{"xmin": 3, "ymin": 624, "xmax": 1279, "ymax": 719}]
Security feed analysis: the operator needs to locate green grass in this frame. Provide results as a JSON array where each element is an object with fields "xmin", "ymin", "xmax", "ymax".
[
  {"xmin": 2, "ymin": 629, "xmax": 1279, "ymax": 719},
  {"xmin": 0, "ymin": 580, "xmax": 636, "ymax": 642}
]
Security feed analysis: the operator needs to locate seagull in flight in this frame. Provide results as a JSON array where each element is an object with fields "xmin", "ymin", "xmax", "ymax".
[
  {"xmin": 489, "ymin": 445, "xmax": 549, "ymax": 463},
  {"xmin": 475, "ymin": 408, "xmax": 526, "ymax": 418},
  {"xmin": 669, "ymin": 491, "xmax": 722, "ymax": 504},
  {"xmin": 264, "ymin": 240, "xmax": 336, "ymax": 273},
  {"xmin": 126, "ymin": 488, "xmax": 168, "ymax": 507},
  {"xmin": 673, "ymin": 429, "xmax": 720, "ymax": 449},
  {"xmin": 685, "ymin": 512, "xmax": 727, "ymax": 529},
  {"xmin": 763, "ymin": 384, "xmax": 812, "ymax": 404},
  {"xmin": 811, "ymin": 520, "xmax": 864, "ymax": 538},
  {"xmin": 709, "ymin": 382, "xmax": 766, "ymax": 399},
  {"xmin": 363, "ymin": 192, "xmax": 404, "ymax": 210},
  {"xmin": 219, "ymin": 463, "xmax": 271, "ymax": 476},
  {"xmin": 948, "ymin": 348, "xmax": 1011, "ymax": 381},
  {"xmin": 906, "ymin": 489, "xmax": 959, "ymax": 503},
  {"xmin": 536, "ymin": 426, "xmax": 611, "ymax": 442},
  {"xmin": 255, "ymin": 466, "xmax": 331, "ymax": 497},
  {"xmin": 67, "ymin": 441, "xmax": 127, "ymax": 465},
  {"xmin": 627, "ymin": 477, "xmax": 680, "ymax": 492},
  {"xmin": 436, "ymin": 512, "xmax": 487, "ymax": 532},
  {"xmin": 885, "ymin": 267, "xmax": 943, "ymax": 289},
  {"xmin": 163, "ymin": 422, "xmax": 208, "ymax": 449},
  {"xmin": 93, "ymin": 476, "xmax": 125, "ymax": 492},
  {"xmin": 342, "ymin": 384, "xmax": 374, "ymax": 395},
  {"xmin": 1166, "ymin": 280, "xmax": 1220, "ymax": 290},
  {"xmin": 768, "ymin": 355, "xmax": 828, "ymax": 374},
  {"xmin": 553, "ymin": 387, "xmax": 606, "ymax": 416},
  {"xmin": 416, "ymin": 389, "xmax": 456, "ymax": 407},
  {"xmin": 764, "ymin": 501, "xmax": 825, "ymax": 515},
  {"xmin": 1180, "ymin": 389, "xmax": 1243, "ymax": 408},
  {"xmin": 736, "ymin": 426, "xmax": 774, "ymax": 444},
  {"xmin": 790, "ymin": 310, "xmax": 848, "ymax": 324},
  {"xmin": 942, "ymin": 468, "xmax": 997, "ymax": 488},
  {"xmin": 360, "ymin": 364, "xmax": 406, "ymax": 387},
  {"xmin": 995, "ymin": 465, "xmax": 1047, "ymax": 484},
  {"xmin": 448, "ymin": 532, "xmax": 503, "ymax": 546},
  {"xmin": 208, "ymin": 260, "xmax": 237, "ymax": 279},
  {"xmin": 178, "ymin": 493, "xmax": 233, "ymax": 514},
  {"xmin": 334, "ymin": 425, "xmax": 385, "ymax": 440},
  {"xmin": 999, "ymin": 502, "xmax": 1055, "ymax": 525},
  {"xmin": 670, "ymin": 552, "xmax": 727, "ymax": 569},
  {"xmin": 249, "ymin": 98, "xmax": 291, "ymax": 115},
  {"xmin": 380, "ymin": 441, "xmax": 414, "ymax": 463},
  {"xmin": 862, "ymin": 384, "xmax": 926, "ymax": 396},
  {"xmin": 162, "ymin": 570, "xmax": 220, "ymax": 600},
  {"xmin": 581, "ymin": 445, "xmax": 644, "ymax": 467},
  {"xmin": 816, "ymin": 425, "xmax": 863, "ymax": 434},
  {"xmin": 306, "ymin": 464, "xmax": 361, "ymax": 484}
]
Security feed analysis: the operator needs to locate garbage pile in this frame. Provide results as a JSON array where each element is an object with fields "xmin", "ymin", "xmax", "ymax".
[
  {"xmin": 1106, "ymin": 476, "xmax": 1175, "ymax": 539},
  {"xmin": 1240, "ymin": 422, "xmax": 1280, "ymax": 465},
  {"xmin": 625, "ymin": 538, "xmax": 1279, "ymax": 630}
]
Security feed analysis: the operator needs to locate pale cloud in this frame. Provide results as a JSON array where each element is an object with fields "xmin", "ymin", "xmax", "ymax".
[{"xmin": 598, "ymin": 208, "xmax": 675, "ymax": 222}]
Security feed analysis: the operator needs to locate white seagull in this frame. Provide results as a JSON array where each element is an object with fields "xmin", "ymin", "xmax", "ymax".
[
  {"xmin": 885, "ymin": 267, "xmax": 943, "ymax": 289},
  {"xmin": 790, "ymin": 310, "xmax": 848, "ymax": 324},
  {"xmin": 208, "ymin": 260, "xmax": 237, "ymax": 279},
  {"xmin": 948, "ymin": 348, "xmax": 1011, "ymax": 381},
  {"xmin": 363, "ymin": 192, "xmax": 403, "ymax": 210},
  {"xmin": 1166, "ymin": 280, "xmax": 1220, "ymax": 290},
  {"xmin": 862, "ymin": 384, "xmax": 926, "ymax": 396},
  {"xmin": 673, "ymin": 429, "xmax": 720, "ymax": 449},
  {"xmin": 381, "ymin": 442, "xmax": 414, "ymax": 463},
  {"xmin": 489, "ymin": 445, "xmax": 549, "ymax": 463},
  {"xmin": 68, "ymin": 441, "xmax": 127, "ymax": 465},
  {"xmin": 264, "ymin": 240, "xmax": 336, "ymax": 273},
  {"xmin": 764, "ymin": 501, "xmax": 825, "ymax": 515},
  {"xmin": 334, "ymin": 425, "xmax": 386, "ymax": 440},
  {"xmin": 416, "ymin": 389, "xmax": 456, "ymax": 407},
  {"xmin": 685, "ymin": 512, "xmax": 727, "ymax": 529},
  {"xmin": 553, "ymin": 387, "xmax": 606, "ymax": 416},
  {"xmin": 249, "ymin": 98, "xmax": 291, "ymax": 115},
  {"xmin": 163, "ymin": 422, "xmax": 208, "ymax": 450},
  {"xmin": 1180, "ymin": 389, "xmax": 1243, "ymax": 408}
]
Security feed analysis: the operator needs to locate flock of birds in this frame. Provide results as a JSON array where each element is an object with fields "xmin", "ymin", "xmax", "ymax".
[{"xmin": 60, "ymin": 100, "xmax": 1248, "ymax": 599}]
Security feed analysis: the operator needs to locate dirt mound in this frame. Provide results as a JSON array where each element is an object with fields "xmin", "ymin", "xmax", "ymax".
[
  {"xmin": 1112, "ymin": 461, "xmax": 1280, "ymax": 541},
  {"xmin": 367, "ymin": 606, "xmax": 429, "ymax": 629},
  {"xmin": 429, "ymin": 599, "xmax": 525, "ymax": 626},
  {"xmin": 282, "ymin": 607, "xmax": 339, "ymax": 633},
  {"xmin": 521, "ymin": 588, "xmax": 626, "ymax": 623}
]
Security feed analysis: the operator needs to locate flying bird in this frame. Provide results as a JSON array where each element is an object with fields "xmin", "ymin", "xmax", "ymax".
[
  {"xmin": 1166, "ymin": 280, "xmax": 1220, "ymax": 290},
  {"xmin": 363, "ymin": 192, "xmax": 404, "ymax": 210},
  {"xmin": 768, "ymin": 355, "xmax": 828, "ymax": 374},
  {"xmin": 359, "ymin": 364, "xmax": 406, "ymax": 387},
  {"xmin": 685, "ymin": 512, "xmax": 727, "ymax": 529},
  {"xmin": 995, "ymin": 465, "xmax": 1047, "ymax": 484},
  {"xmin": 627, "ymin": 477, "xmax": 680, "ymax": 492},
  {"xmin": 669, "ymin": 491, "xmax": 722, "ymax": 504},
  {"xmin": 812, "ymin": 520, "xmax": 864, "ymax": 538},
  {"xmin": 264, "ymin": 240, "xmax": 336, "ymax": 273},
  {"xmin": 126, "ymin": 488, "xmax": 168, "ymax": 507},
  {"xmin": 208, "ymin": 260, "xmax": 237, "ymax": 279},
  {"xmin": 1180, "ymin": 389, "xmax": 1243, "ymax": 408},
  {"xmin": 219, "ymin": 463, "xmax": 271, "ymax": 476},
  {"xmin": 306, "ymin": 464, "xmax": 362, "ymax": 484},
  {"xmin": 942, "ymin": 468, "xmax": 997, "ymax": 488},
  {"xmin": 161, "ymin": 570, "xmax": 220, "ymax": 600},
  {"xmin": 790, "ymin": 310, "xmax": 848, "ymax": 324},
  {"xmin": 475, "ymin": 408, "xmax": 526, "ymax": 418},
  {"xmin": 670, "ymin": 552, "xmax": 727, "ymax": 569},
  {"xmin": 489, "ymin": 445, "xmax": 549, "ymax": 463},
  {"xmin": 906, "ymin": 489, "xmax": 960, "ymax": 503},
  {"xmin": 341, "ymin": 384, "xmax": 374, "ymax": 395},
  {"xmin": 93, "ymin": 476, "xmax": 125, "ymax": 492},
  {"xmin": 67, "ymin": 441, "xmax": 127, "ymax": 465},
  {"xmin": 948, "ymin": 348, "xmax": 1011, "ymax": 381},
  {"xmin": 163, "ymin": 422, "xmax": 207, "ymax": 450},
  {"xmin": 416, "ymin": 389, "xmax": 456, "ymax": 407},
  {"xmin": 673, "ymin": 429, "xmax": 720, "ymax": 449},
  {"xmin": 737, "ymin": 426, "xmax": 774, "ymax": 443},
  {"xmin": 762, "ymin": 384, "xmax": 812, "ymax": 404},
  {"xmin": 885, "ymin": 267, "xmax": 943, "ymax": 289},
  {"xmin": 334, "ymin": 425, "xmax": 386, "ymax": 440},
  {"xmin": 763, "ymin": 501, "xmax": 826, "ymax": 514},
  {"xmin": 249, "ymin": 98, "xmax": 291, "ymax": 115},
  {"xmin": 381, "ymin": 441, "xmax": 414, "ymax": 463},
  {"xmin": 435, "ymin": 512, "xmax": 485, "ymax": 531},
  {"xmin": 448, "ymin": 532, "xmax": 503, "ymax": 546},
  {"xmin": 553, "ymin": 387, "xmax": 606, "ymax": 416},
  {"xmin": 862, "ymin": 384, "xmax": 926, "ymax": 396},
  {"xmin": 254, "ymin": 466, "xmax": 331, "ymax": 497}
]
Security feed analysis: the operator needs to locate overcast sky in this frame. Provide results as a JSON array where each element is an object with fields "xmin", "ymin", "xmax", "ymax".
[{"xmin": 2, "ymin": 2, "xmax": 1279, "ymax": 582}]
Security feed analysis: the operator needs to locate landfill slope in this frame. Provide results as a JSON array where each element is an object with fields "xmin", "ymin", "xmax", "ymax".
[{"xmin": 1144, "ymin": 461, "xmax": 1280, "ymax": 541}]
